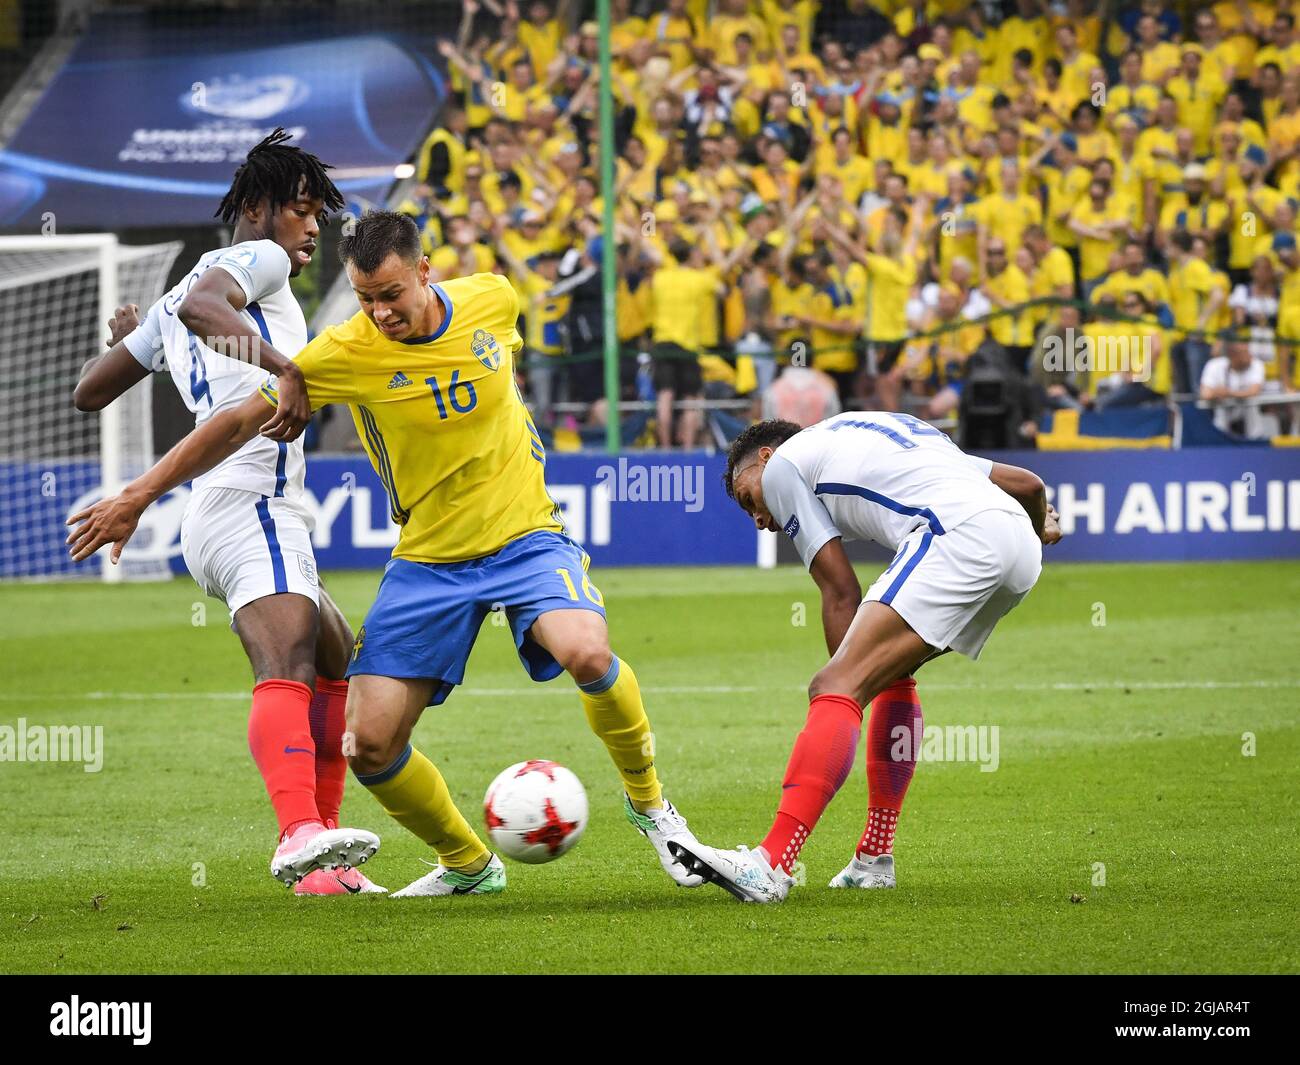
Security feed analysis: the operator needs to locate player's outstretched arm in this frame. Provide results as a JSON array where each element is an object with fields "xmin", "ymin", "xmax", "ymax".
[
  {"xmin": 988, "ymin": 461, "xmax": 1061, "ymax": 545},
  {"xmin": 809, "ymin": 538, "xmax": 864, "ymax": 656},
  {"xmin": 66, "ymin": 392, "xmax": 268, "ymax": 564}
]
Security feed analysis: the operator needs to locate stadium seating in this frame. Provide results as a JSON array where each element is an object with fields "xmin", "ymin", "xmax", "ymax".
[{"xmin": 411, "ymin": 0, "xmax": 1300, "ymax": 449}]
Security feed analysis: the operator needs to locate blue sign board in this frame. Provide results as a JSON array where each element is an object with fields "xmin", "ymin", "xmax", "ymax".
[
  {"xmin": 0, "ymin": 13, "xmax": 444, "ymax": 227},
  {"xmin": 4, "ymin": 448, "xmax": 1298, "ymax": 580}
]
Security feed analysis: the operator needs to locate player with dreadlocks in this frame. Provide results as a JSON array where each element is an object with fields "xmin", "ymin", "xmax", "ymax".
[{"xmin": 72, "ymin": 129, "xmax": 386, "ymax": 895}]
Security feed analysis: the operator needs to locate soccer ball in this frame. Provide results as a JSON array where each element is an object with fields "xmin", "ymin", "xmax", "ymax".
[{"xmin": 483, "ymin": 760, "xmax": 589, "ymax": 864}]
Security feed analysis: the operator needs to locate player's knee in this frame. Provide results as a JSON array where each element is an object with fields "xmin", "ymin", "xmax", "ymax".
[
  {"xmin": 346, "ymin": 722, "xmax": 404, "ymax": 777},
  {"xmin": 562, "ymin": 643, "xmax": 614, "ymax": 687},
  {"xmin": 808, "ymin": 663, "xmax": 859, "ymax": 703},
  {"xmin": 251, "ymin": 657, "xmax": 316, "ymax": 689},
  {"xmin": 807, "ymin": 666, "xmax": 839, "ymax": 702},
  {"xmin": 315, "ymin": 621, "xmax": 353, "ymax": 681}
]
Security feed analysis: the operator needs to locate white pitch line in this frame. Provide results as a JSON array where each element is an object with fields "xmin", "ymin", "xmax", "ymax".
[{"xmin": 2, "ymin": 678, "xmax": 1299, "ymax": 703}]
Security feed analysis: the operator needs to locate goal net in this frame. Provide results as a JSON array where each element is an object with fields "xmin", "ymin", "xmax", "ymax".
[{"xmin": 0, "ymin": 235, "xmax": 184, "ymax": 581}]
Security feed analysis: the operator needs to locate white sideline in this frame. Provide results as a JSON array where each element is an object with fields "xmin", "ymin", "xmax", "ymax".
[{"xmin": 3, "ymin": 678, "xmax": 1299, "ymax": 702}]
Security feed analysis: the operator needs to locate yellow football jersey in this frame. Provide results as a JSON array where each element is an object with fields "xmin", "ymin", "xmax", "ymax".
[{"xmin": 261, "ymin": 273, "xmax": 563, "ymax": 564}]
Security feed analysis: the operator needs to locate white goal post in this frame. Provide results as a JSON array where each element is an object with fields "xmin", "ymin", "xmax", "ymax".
[{"xmin": 0, "ymin": 234, "xmax": 184, "ymax": 582}]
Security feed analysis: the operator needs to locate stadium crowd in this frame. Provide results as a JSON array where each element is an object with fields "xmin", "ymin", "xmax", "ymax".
[{"xmin": 401, "ymin": 0, "xmax": 1300, "ymax": 447}]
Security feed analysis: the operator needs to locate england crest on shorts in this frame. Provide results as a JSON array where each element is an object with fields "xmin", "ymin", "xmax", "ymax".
[
  {"xmin": 471, "ymin": 328, "xmax": 501, "ymax": 371},
  {"xmin": 296, "ymin": 552, "xmax": 318, "ymax": 585}
]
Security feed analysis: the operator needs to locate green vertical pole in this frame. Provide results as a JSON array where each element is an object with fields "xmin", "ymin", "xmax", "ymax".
[{"xmin": 597, "ymin": 0, "xmax": 619, "ymax": 454}]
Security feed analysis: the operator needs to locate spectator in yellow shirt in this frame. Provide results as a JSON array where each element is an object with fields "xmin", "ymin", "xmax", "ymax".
[
  {"xmin": 751, "ymin": 138, "xmax": 802, "ymax": 213},
  {"xmin": 1166, "ymin": 46, "xmax": 1227, "ymax": 155},
  {"xmin": 646, "ymin": 0, "xmax": 697, "ymax": 73},
  {"xmin": 497, "ymin": 244, "xmax": 569, "ymax": 426},
  {"xmin": 1266, "ymin": 76, "xmax": 1300, "ymax": 186},
  {"xmin": 1023, "ymin": 224, "xmax": 1076, "ymax": 336},
  {"xmin": 1168, "ymin": 229, "xmax": 1226, "ymax": 393},
  {"xmin": 1134, "ymin": 13, "xmax": 1181, "ymax": 85},
  {"xmin": 650, "ymin": 240, "xmax": 726, "ymax": 448},
  {"xmin": 862, "ymin": 93, "xmax": 907, "ymax": 163},
  {"xmin": 429, "ymin": 216, "xmax": 497, "ymax": 282},
  {"xmin": 818, "ymin": 127, "xmax": 873, "ymax": 206},
  {"xmin": 1109, "ymin": 115, "xmax": 1157, "ymax": 234},
  {"xmin": 709, "ymin": 0, "xmax": 771, "ymax": 66},
  {"xmin": 517, "ymin": 0, "xmax": 567, "ymax": 80},
  {"xmin": 1092, "ymin": 292, "xmax": 1168, "ymax": 405},
  {"xmin": 976, "ymin": 160, "xmax": 1042, "ymax": 273},
  {"xmin": 1191, "ymin": 7, "xmax": 1240, "ymax": 86},
  {"xmin": 979, "ymin": 239, "xmax": 1034, "ymax": 373},
  {"xmin": 994, "ymin": 0, "xmax": 1051, "ymax": 85},
  {"xmin": 1053, "ymin": 23, "xmax": 1101, "ymax": 106},
  {"xmin": 1069, "ymin": 101, "xmax": 1117, "ymax": 167},
  {"xmin": 1093, "ymin": 239, "xmax": 1174, "ymax": 327},
  {"xmin": 1157, "ymin": 163, "xmax": 1231, "ymax": 257},
  {"xmin": 1256, "ymin": 13, "xmax": 1300, "ymax": 76},
  {"xmin": 792, "ymin": 249, "xmax": 863, "ymax": 393},
  {"xmin": 825, "ymin": 204, "xmax": 923, "ymax": 411},
  {"xmin": 1107, "ymin": 50, "xmax": 1161, "ymax": 128},
  {"xmin": 1069, "ymin": 178, "xmax": 1135, "ymax": 296}
]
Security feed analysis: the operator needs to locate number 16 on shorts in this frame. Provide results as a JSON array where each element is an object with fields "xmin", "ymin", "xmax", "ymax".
[{"xmin": 555, "ymin": 566, "xmax": 603, "ymax": 607}]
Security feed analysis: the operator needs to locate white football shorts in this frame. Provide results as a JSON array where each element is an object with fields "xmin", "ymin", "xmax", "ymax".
[
  {"xmin": 180, "ymin": 487, "xmax": 319, "ymax": 620},
  {"xmin": 864, "ymin": 507, "xmax": 1042, "ymax": 659}
]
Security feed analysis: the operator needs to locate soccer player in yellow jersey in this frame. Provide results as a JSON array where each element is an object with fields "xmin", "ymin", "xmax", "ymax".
[{"xmin": 67, "ymin": 212, "xmax": 706, "ymax": 898}]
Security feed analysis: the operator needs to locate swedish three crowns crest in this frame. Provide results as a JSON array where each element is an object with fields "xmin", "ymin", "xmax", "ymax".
[{"xmin": 471, "ymin": 328, "xmax": 501, "ymax": 371}]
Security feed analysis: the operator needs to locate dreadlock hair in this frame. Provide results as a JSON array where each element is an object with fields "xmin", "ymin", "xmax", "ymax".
[
  {"xmin": 215, "ymin": 127, "xmax": 344, "ymax": 225},
  {"xmin": 723, "ymin": 419, "xmax": 802, "ymax": 500}
]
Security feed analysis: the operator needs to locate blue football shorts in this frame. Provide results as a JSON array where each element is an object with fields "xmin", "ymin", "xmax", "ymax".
[{"xmin": 346, "ymin": 530, "xmax": 606, "ymax": 706}]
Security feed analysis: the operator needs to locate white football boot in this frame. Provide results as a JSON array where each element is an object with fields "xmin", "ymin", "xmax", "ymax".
[
  {"xmin": 624, "ymin": 794, "xmax": 705, "ymax": 887},
  {"xmin": 270, "ymin": 822, "xmax": 381, "ymax": 887},
  {"xmin": 667, "ymin": 840, "xmax": 792, "ymax": 903},
  {"xmin": 829, "ymin": 853, "xmax": 896, "ymax": 889},
  {"xmin": 390, "ymin": 853, "xmax": 506, "ymax": 898}
]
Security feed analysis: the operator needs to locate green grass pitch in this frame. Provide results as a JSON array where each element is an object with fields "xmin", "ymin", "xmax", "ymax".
[{"xmin": 1, "ymin": 560, "xmax": 1297, "ymax": 974}]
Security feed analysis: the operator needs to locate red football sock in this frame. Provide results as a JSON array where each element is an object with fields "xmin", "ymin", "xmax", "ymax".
[
  {"xmin": 309, "ymin": 679, "xmax": 350, "ymax": 826},
  {"xmin": 247, "ymin": 679, "xmax": 319, "ymax": 836},
  {"xmin": 760, "ymin": 693, "xmax": 862, "ymax": 873},
  {"xmin": 858, "ymin": 677, "xmax": 923, "ymax": 858}
]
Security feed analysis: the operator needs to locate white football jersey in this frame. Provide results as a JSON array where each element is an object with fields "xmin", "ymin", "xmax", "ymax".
[
  {"xmin": 762, "ymin": 411, "xmax": 1025, "ymax": 568},
  {"xmin": 124, "ymin": 239, "xmax": 308, "ymax": 502}
]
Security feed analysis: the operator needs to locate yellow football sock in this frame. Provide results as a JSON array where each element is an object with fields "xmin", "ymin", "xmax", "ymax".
[
  {"xmin": 357, "ymin": 744, "xmax": 488, "ymax": 870},
  {"xmin": 578, "ymin": 656, "xmax": 663, "ymax": 810}
]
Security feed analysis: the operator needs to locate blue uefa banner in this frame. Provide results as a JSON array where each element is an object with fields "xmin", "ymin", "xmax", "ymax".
[
  {"xmin": 4, "ymin": 448, "xmax": 1298, "ymax": 580},
  {"xmin": 0, "ymin": 13, "xmax": 444, "ymax": 227}
]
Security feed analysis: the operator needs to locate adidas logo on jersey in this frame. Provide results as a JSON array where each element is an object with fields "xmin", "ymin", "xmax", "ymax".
[{"xmin": 387, "ymin": 371, "xmax": 412, "ymax": 390}]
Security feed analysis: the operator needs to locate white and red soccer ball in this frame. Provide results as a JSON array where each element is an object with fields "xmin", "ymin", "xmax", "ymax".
[{"xmin": 483, "ymin": 759, "xmax": 589, "ymax": 864}]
